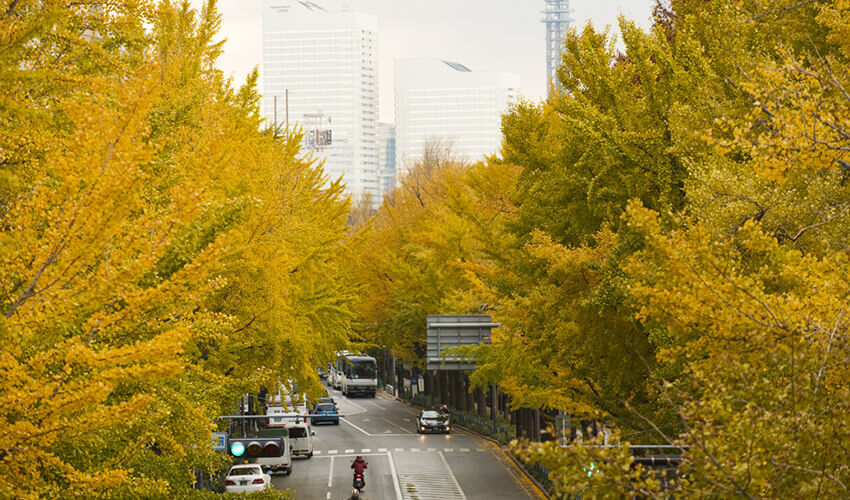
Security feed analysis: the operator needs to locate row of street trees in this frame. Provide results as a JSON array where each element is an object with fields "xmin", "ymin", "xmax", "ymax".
[
  {"xmin": 350, "ymin": 0, "xmax": 850, "ymax": 496},
  {"xmin": 1, "ymin": 1, "xmax": 356, "ymax": 497}
]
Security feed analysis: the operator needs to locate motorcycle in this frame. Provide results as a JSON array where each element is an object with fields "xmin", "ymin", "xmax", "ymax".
[{"xmin": 351, "ymin": 472, "xmax": 365, "ymax": 496}]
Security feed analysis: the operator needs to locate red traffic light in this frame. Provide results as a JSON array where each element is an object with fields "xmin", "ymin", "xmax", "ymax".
[{"xmin": 263, "ymin": 441, "xmax": 281, "ymax": 456}]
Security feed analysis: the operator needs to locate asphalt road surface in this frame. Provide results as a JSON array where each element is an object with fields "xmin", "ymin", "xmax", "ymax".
[{"xmin": 272, "ymin": 386, "xmax": 539, "ymax": 500}]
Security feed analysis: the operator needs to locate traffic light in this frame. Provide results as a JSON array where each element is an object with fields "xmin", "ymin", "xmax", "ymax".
[{"xmin": 227, "ymin": 438, "xmax": 284, "ymax": 458}]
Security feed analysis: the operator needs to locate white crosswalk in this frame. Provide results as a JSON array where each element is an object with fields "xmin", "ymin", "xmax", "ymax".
[{"xmin": 392, "ymin": 450, "xmax": 466, "ymax": 500}]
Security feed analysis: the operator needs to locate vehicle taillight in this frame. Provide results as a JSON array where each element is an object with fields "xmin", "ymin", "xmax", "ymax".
[
  {"xmin": 252, "ymin": 478, "xmax": 265, "ymax": 484},
  {"xmin": 225, "ymin": 480, "xmax": 236, "ymax": 486}
]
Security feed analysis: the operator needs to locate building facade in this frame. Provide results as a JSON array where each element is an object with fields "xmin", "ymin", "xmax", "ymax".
[
  {"xmin": 394, "ymin": 58, "xmax": 520, "ymax": 176},
  {"xmin": 377, "ymin": 122, "xmax": 396, "ymax": 200},
  {"xmin": 541, "ymin": 0, "xmax": 573, "ymax": 96},
  {"xmin": 262, "ymin": 0, "xmax": 380, "ymax": 205}
]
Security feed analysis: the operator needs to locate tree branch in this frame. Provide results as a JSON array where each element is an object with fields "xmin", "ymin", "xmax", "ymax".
[{"xmin": 748, "ymin": 0, "xmax": 827, "ymax": 22}]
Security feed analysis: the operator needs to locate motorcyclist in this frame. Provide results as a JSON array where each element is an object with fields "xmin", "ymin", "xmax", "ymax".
[
  {"xmin": 440, "ymin": 404, "xmax": 449, "ymax": 415},
  {"xmin": 351, "ymin": 455, "xmax": 367, "ymax": 487}
]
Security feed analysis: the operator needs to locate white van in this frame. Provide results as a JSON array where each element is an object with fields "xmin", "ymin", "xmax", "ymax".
[
  {"xmin": 267, "ymin": 406, "xmax": 314, "ymax": 459},
  {"xmin": 256, "ymin": 429, "xmax": 292, "ymax": 475},
  {"xmin": 287, "ymin": 420, "xmax": 315, "ymax": 458}
]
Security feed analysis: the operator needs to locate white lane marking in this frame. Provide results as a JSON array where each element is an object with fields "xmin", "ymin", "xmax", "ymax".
[
  {"xmin": 382, "ymin": 417, "xmax": 413, "ymax": 434},
  {"xmin": 341, "ymin": 417, "xmax": 373, "ymax": 436},
  {"xmin": 342, "ymin": 414, "xmax": 408, "ymax": 436},
  {"xmin": 410, "ymin": 448, "xmax": 420, "ymax": 452},
  {"xmin": 378, "ymin": 448, "xmax": 387, "ymax": 452},
  {"xmin": 314, "ymin": 450, "xmax": 322, "ymax": 455},
  {"xmin": 327, "ymin": 456, "xmax": 334, "ymax": 488},
  {"xmin": 328, "ymin": 450, "xmax": 338, "ymax": 454},
  {"xmin": 384, "ymin": 430, "xmax": 392, "ymax": 434},
  {"xmin": 438, "ymin": 451, "xmax": 468, "ymax": 499},
  {"xmin": 459, "ymin": 448, "xmax": 470, "ymax": 452},
  {"xmin": 326, "ymin": 493, "xmax": 330, "ymax": 500},
  {"xmin": 312, "ymin": 453, "xmax": 387, "ymax": 458},
  {"xmin": 361, "ymin": 448, "xmax": 371, "ymax": 453},
  {"xmin": 345, "ymin": 449, "xmax": 355, "ymax": 453},
  {"xmin": 403, "ymin": 418, "xmax": 411, "ymax": 421},
  {"xmin": 444, "ymin": 448, "xmax": 454, "ymax": 452},
  {"xmin": 395, "ymin": 448, "xmax": 404, "ymax": 452},
  {"xmin": 362, "ymin": 417, "xmax": 370, "ymax": 421},
  {"xmin": 393, "ymin": 451, "xmax": 466, "ymax": 499},
  {"xmin": 387, "ymin": 450, "xmax": 403, "ymax": 500},
  {"xmin": 362, "ymin": 400, "xmax": 386, "ymax": 410},
  {"xmin": 337, "ymin": 397, "xmax": 368, "ymax": 416},
  {"xmin": 427, "ymin": 448, "xmax": 436, "ymax": 452}
]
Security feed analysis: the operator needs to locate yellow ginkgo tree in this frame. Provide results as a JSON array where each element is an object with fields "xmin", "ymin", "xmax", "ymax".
[{"xmin": 0, "ymin": 1, "xmax": 353, "ymax": 497}]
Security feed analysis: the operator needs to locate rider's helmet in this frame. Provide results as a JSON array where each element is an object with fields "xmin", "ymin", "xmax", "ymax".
[{"xmin": 356, "ymin": 455, "xmax": 362, "ymax": 460}]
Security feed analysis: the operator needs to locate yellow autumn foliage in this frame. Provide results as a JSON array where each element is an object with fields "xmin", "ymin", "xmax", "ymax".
[{"xmin": 1, "ymin": 1, "xmax": 351, "ymax": 497}]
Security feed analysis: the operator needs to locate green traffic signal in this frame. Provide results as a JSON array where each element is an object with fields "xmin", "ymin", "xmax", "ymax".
[{"xmin": 230, "ymin": 441, "xmax": 245, "ymax": 457}]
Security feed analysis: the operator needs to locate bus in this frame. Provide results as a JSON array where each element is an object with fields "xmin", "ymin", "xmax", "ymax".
[
  {"xmin": 328, "ymin": 360, "xmax": 342, "ymax": 390},
  {"xmin": 338, "ymin": 353, "xmax": 377, "ymax": 397}
]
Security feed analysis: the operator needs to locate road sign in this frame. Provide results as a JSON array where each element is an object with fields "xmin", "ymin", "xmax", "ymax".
[
  {"xmin": 212, "ymin": 432, "xmax": 227, "ymax": 451},
  {"xmin": 426, "ymin": 315, "xmax": 499, "ymax": 370}
]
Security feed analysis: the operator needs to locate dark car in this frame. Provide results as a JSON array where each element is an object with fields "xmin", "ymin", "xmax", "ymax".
[
  {"xmin": 311, "ymin": 402, "xmax": 339, "ymax": 425},
  {"xmin": 416, "ymin": 409, "xmax": 450, "ymax": 434}
]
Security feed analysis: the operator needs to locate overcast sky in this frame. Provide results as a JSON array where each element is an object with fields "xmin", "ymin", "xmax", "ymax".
[{"xmin": 192, "ymin": 0, "xmax": 654, "ymax": 122}]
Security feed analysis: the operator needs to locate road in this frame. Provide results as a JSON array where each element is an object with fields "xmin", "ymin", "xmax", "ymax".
[{"xmin": 272, "ymin": 386, "xmax": 539, "ymax": 500}]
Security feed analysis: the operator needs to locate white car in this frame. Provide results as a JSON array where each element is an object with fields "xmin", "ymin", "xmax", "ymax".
[{"xmin": 224, "ymin": 464, "xmax": 272, "ymax": 493}]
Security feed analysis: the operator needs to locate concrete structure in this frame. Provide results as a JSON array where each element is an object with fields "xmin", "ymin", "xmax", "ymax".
[
  {"xmin": 377, "ymin": 122, "xmax": 396, "ymax": 200},
  {"xmin": 541, "ymin": 0, "xmax": 573, "ymax": 95},
  {"xmin": 394, "ymin": 58, "xmax": 520, "ymax": 175},
  {"xmin": 262, "ymin": 0, "xmax": 379, "ymax": 205}
]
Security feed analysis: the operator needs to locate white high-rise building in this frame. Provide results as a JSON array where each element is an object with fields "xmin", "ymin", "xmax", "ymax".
[
  {"xmin": 394, "ymin": 58, "xmax": 520, "ymax": 175},
  {"xmin": 377, "ymin": 122, "xmax": 396, "ymax": 199},
  {"xmin": 262, "ymin": 0, "xmax": 379, "ymax": 205}
]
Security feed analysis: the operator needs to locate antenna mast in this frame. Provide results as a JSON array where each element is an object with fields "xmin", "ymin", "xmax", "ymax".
[{"xmin": 541, "ymin": 0, "xmax": 573, "ymax": 96}]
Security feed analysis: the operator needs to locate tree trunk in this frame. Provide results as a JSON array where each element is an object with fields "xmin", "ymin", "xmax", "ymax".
[
  {"xmin": 438, "ymin": 371, "xmax": 448, "ymax": 404},
  {"xmin": 490, "ymin": 384, "xmax": 499, "ymax": 422},
  {"xmin": 465, "ymin": 374, "xmax": 475, "ymax": 414},
  {"xmin": 453, "ymin": 372, "xmax": 465, "ymax": 411},
  {"xmin": 475, "ymin": 386, "xmax": 487, "ymax": 418}
]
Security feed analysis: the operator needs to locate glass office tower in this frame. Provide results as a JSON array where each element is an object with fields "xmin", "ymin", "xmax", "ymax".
[{"xmin": 262, "ymin": 1, "xmax": 379, "ymax": 206}]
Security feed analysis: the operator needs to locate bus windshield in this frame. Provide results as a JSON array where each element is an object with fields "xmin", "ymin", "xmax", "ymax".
[{"xmin": 350, "ymin": 359, "xmax": 376, "ymax": 379}]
